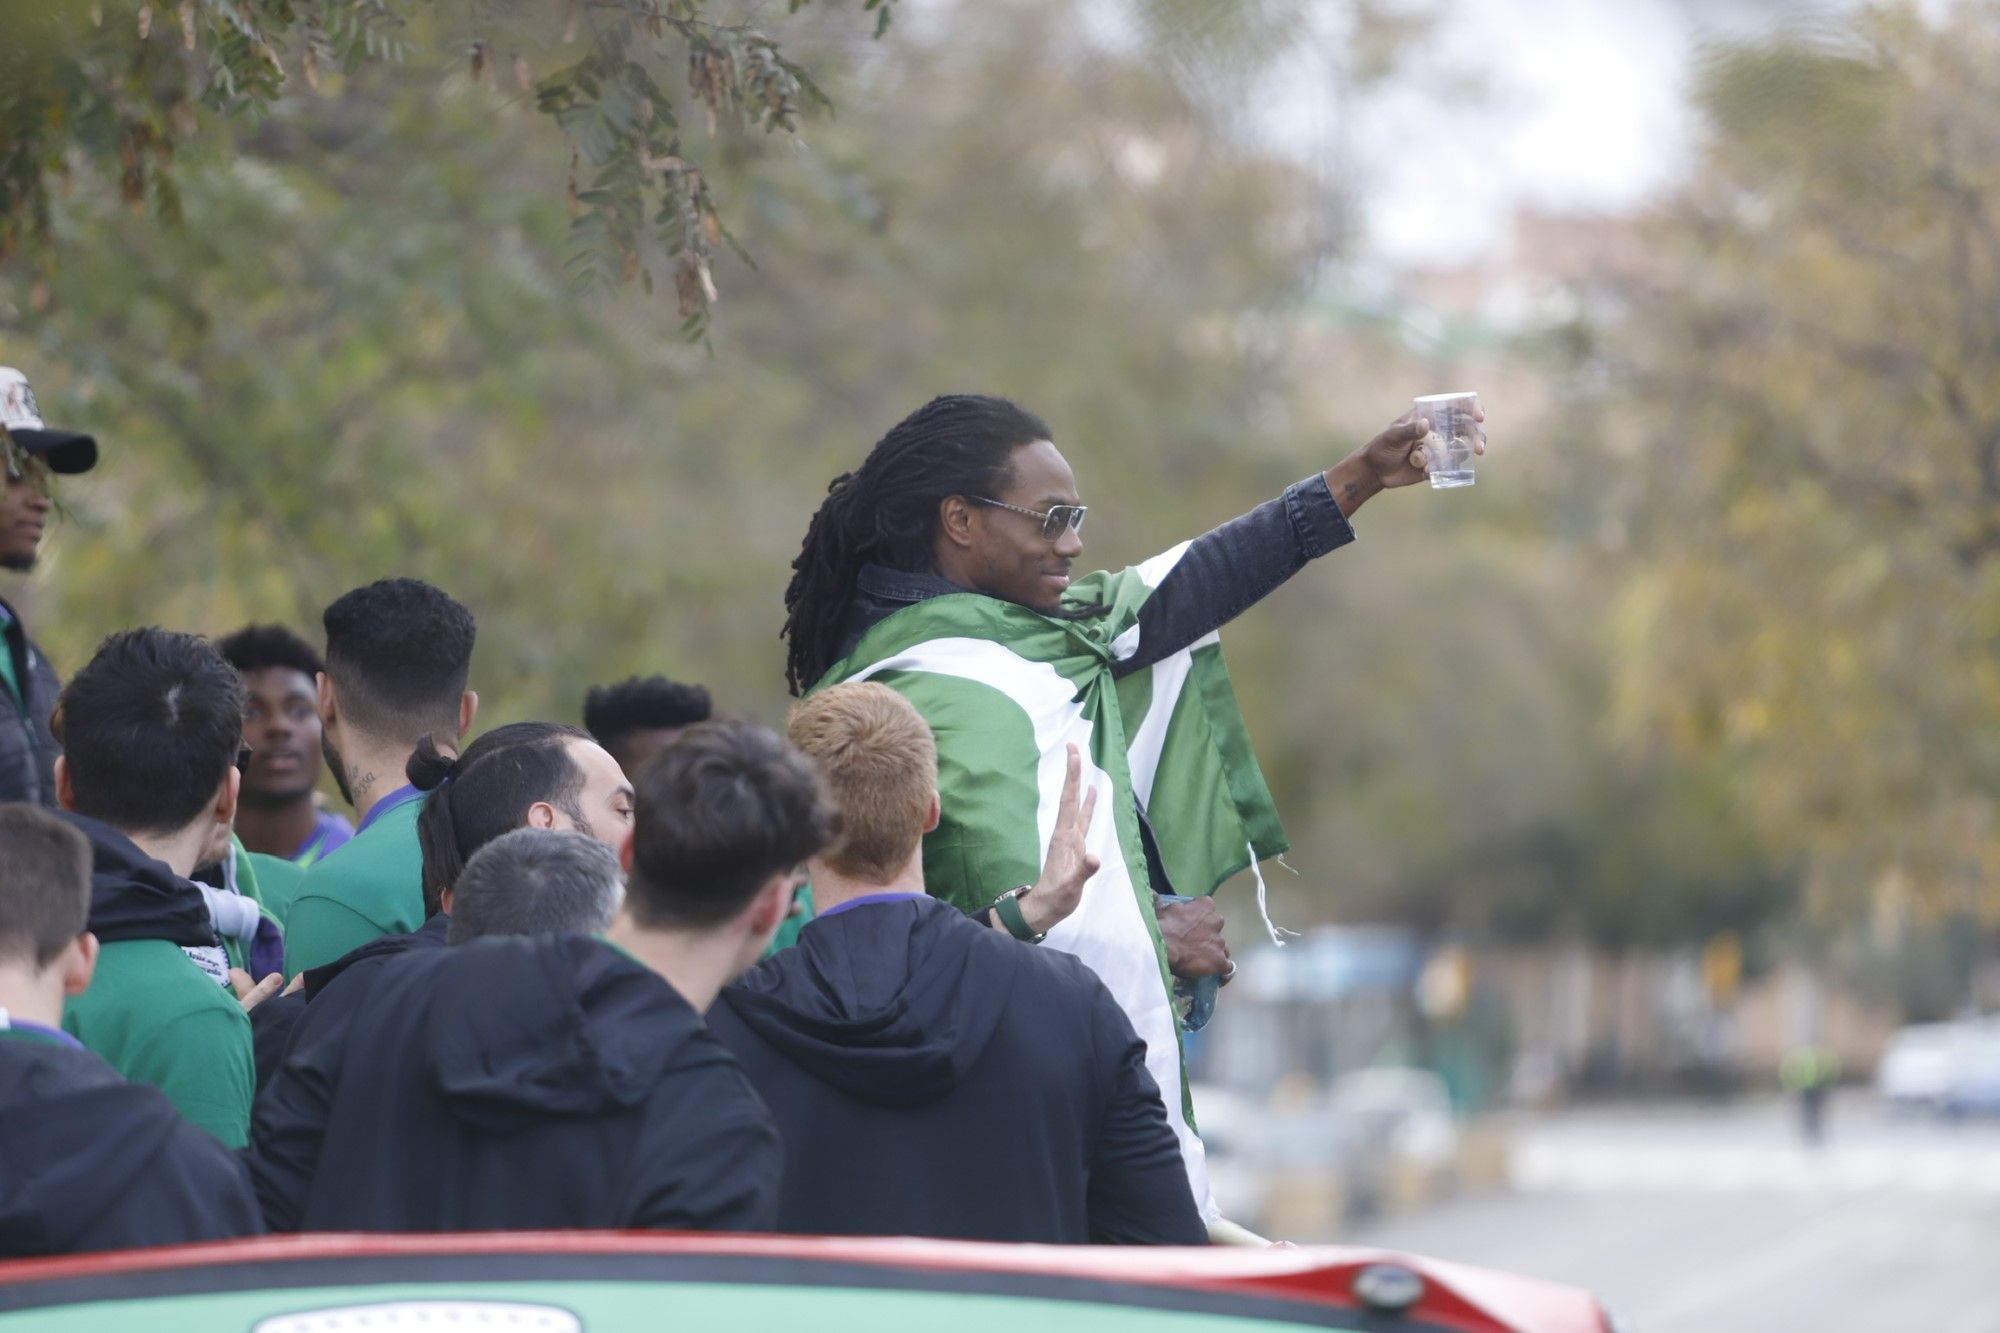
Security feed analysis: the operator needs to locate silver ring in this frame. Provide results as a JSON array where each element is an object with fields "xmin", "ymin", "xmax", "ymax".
[{"xmin": 1222, "ymin": 960, "xmax": 1237, "ymax": 981}]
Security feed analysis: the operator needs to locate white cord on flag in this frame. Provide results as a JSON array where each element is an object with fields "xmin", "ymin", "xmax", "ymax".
[{"xmin": 1248, "ymin": 842, "xmax": 1301, "ymax": 947}]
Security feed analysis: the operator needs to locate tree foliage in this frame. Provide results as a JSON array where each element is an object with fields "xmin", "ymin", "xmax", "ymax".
[
  {"xmin": 0, "ymin": 0, "xmax": 885, "ymax": 336},
  {"xmin": 1575, "ymin": 1, "xmax": 2000, "ymax": 922}
]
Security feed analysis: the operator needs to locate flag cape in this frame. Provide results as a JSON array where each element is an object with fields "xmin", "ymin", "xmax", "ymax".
[{"xmin": 818, "ymin": 544, "xmax": 1288, "ymax": 1218}]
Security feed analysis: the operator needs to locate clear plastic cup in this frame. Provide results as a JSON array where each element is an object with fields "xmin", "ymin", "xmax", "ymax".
[{"xmin": 1415, "ymin": 391, "xmax": 1480, "ymax": 489}]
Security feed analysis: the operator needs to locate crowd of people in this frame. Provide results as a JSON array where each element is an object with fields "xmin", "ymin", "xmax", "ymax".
[{"xmin": 0, "ymin": 365, "xmax": 1479, "ymax": 1255}]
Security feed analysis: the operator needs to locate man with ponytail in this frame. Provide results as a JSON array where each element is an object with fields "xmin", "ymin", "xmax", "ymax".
[
  {"xmin": 782, "ymin": 393, "xmax": 1483, "ymax": 1224},
  {"xmin": 248, "ymin": 719, "xmax": 831, "ymax": 1234},
  {"xmin": 251, "ymin": 723, "xmax": 633, "ymax": 1094},
  {"xmin": 282, "ymin": 579, "xmax": 477, "ymax": 975}
]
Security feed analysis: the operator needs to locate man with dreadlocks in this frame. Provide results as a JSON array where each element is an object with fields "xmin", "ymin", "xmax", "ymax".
[{"xmin": 782, "ymin": 392, "xmax": 1483, "ymax": 1227}]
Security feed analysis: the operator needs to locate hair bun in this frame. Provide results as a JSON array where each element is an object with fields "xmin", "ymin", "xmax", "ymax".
[{"xmin": 406, "ymin": 733, "xmax": 462, "ymax": 792}]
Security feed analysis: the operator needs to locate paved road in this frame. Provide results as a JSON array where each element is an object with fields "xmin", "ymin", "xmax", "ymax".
[{"xmin": 1345, "ymin": 1094, "xmax": 2000, "ymax": 1333}]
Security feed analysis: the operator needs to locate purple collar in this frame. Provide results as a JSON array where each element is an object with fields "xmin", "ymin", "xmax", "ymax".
[
  {"xmin": 0, "ymin": 1015, "xmax": 85, "ymax": 1050},
  {"xmin": 355, "ymin": 784, "xmax": 424, "ymax": 835},
  {"xmin": 814, "ymin": 890, "xmax": 929, "ymax": 920}
]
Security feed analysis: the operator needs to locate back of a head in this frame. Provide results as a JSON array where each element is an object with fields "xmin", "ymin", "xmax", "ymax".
[
  {"xmin": 321, "ymin": 578, "xmax": 475, "ymax": 743},
  {"xmin": 410, "ymin": 722, "xmax": 589, "ymax": 916},
  {"xmin": 446, "ymin": 828, "xmax": 622, "ymax": 945},
  {"xmin": 582, "ymin": 674, "xmax": 711, "ymax": 774},
  {"xmin": 54, "ymin": 628, "xmax": 247, "ymax": 836},
  {"xmin": 785, "ymin": 682, "xmax": 937, "ymax": 886},
  {"xmin": 0, "ymin": 804, "xmax": 92, "ymax": 969},
  {"xmin": 626, "ymin": 719, "xmax": 839, "ymax": 929}
]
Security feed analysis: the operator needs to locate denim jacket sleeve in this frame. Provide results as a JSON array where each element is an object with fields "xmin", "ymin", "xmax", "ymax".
[{"xmin": 1109, "ymin": 472, "xmax": 1354, "ymax": 679}]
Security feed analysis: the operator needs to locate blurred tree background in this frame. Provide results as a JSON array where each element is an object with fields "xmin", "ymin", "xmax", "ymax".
[{"xmin": 1, "ymin": 0, "xmax": 1993, "ymax": 1000}]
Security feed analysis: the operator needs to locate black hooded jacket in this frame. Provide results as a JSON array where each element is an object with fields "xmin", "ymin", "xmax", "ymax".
[
  {"xmin": 0, "ymin": 1031, "xmax": 262, "ymax": 1256},
  {"xmin": 708, "ymin": 895, "xmax": 1205, "ymax": 1244},
  {"xmin": 250, "ymin": 913, "xmax": 451, "ymax": 1096},
  {"xmin": 59, "ymin": 811, "xmax": 218, "ymax": 950},
  {"xmin": 248, "ymin": 933, "xmax": 780, "ymax": 1233}
]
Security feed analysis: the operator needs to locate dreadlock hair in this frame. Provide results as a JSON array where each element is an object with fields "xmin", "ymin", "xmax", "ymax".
[
  {"xmin": 408, "ymin": 721, "xmax": 592, "ymax": 917},
  {"xmin": 783, "ymin": 393, "xmax": 1056, "ymax": 696}
]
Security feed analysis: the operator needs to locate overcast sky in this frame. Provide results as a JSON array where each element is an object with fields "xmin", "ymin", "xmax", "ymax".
[{"xmin": 1274, "ymin": 0, "xmax": 1862, "ymax": 266}]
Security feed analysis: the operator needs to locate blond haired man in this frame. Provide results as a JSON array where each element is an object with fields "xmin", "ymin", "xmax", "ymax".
[{"xmin": 706, "ymin": 682, "xmax": 1205, "ymax": 1244}]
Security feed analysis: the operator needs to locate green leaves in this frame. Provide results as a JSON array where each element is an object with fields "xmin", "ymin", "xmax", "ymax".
[
  {"xmin": 1578, "ymin": 2, "xmax": 2000, "ymax": 926},
  {"xmin": 0, "ymin": 0, "xmax": 884, "ymax": 335}
]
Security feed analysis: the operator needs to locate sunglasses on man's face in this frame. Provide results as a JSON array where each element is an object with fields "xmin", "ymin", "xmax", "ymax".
[
  {"xmin": 0, "ymin": 436, "xmax": 53, "ymax": 497},
  {"xmin": 967, "ymin": 496, "xmax": 1088, "ymax": 542}
]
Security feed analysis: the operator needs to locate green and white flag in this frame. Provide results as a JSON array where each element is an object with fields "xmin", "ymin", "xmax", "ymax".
[{"xmin": 818, "ymin": 541, "xmax": 1290, "ymax": 1220}]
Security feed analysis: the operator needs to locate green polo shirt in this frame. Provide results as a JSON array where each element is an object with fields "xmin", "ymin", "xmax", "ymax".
[
  {"xmin": 247, "ymin": 852, "xmax": 308, "ymax": 927},
  {"xmin": 61, "ymin": 939, "xmax": 254, "ymax": 1147},
  {"xmin": 282, "ymin": 788, "xmax": 426, "ymax": 975}
]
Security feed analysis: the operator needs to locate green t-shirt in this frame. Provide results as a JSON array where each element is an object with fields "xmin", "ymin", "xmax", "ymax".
[
  {"xmin": 61, "ymin": 938, "xmax": 254, "ymax": 1147},
  {"xmin": 247, "ymin": 852, "xmax": 308, "ymax": 928},
  {"xmin": 282, "ymin": 790, "xmax": 426, "ymax": 975}
]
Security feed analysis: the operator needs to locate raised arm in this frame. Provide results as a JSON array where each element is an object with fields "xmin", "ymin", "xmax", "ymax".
[{"xmin": 1109, "ymin": 414, "xmax": 1469, "ymax": 678}]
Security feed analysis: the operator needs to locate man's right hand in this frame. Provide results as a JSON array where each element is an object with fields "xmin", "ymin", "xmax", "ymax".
[
  {"xmin": 1157, "ymin": 895, "xmax": 1230, "ymax": 978},
  {"xmin": 1021, "ymin": 743, "xmax": 1100, "ymax": 936}
]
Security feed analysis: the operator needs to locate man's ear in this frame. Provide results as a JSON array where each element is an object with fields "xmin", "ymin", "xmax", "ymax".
[
  {"xmin": 60, "ymin": 932, "xmax": 100, "ymax": 997},
  {"xmin": 216, "ymin": 764, "xmax": 241, "ymax": 827},
  {"xmin": 923, "ymin": 790, "xmax": 941, "ymax": 835},
  {"xmin": 439, "ymin": 885, "xmax": 455, "ymax": 916},
  {"xmin": 457, "ymin": 691, "xmax": 479, "ymax": 742},
  {"xmin": 739, "ymin": 875, "xmax": 790, "ymax": 942},
  {"xmin": 53, "ymin": 755, "xmax": 76, "ymax": 812},
  {"xmin": 316, "ymin": 672, "xmax": 338, "ymax": 732},
  {"xmin": 524, "ymin": 801, "xmax": 559, "ymax": 831},
  {"xmin": 937, "ymin": 495, "xmax": 978, "ymax": 551}
]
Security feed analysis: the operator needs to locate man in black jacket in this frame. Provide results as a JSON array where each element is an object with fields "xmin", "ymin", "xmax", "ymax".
[
  {"xmin": 0, "ymin": 804, "xmax": 261, "ymax": 1255},
  {"xmin": 249, "ymin": 720, "xmax": 633, "ymax": 1094},
  {"xmin": 247, "ymin": 720, "xmax": 837, "ymax": 1234},
  {"xmin": 0, "ymin": 367, "xmax": 98, "ymax": 807},
  {"xmin": 707, "ymin": 682, "xmax": 1206, "ymax": 1245}
]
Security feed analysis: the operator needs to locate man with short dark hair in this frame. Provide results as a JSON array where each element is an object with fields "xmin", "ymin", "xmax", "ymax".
[
  {"xmin": 0, "ymin": 367, "xmax": 98, "ymax": 807},
  {"xmin": 710, "ymin": 683, "xmax": 1203, "ymax": 1244},
  {"xmin": 446, "ymin": 828, "xmax": 623, "ymax": 945},
  {"xmin": 216, "ymin": 624, "xmax": 353, "ymax": 927},
  {"xmin": 584, "ymin": 673, "xmax": 820, "ymax": 952},
  {"xmin": 0, "ymin": 803, "xmax": 262, "ymax": 1254},
  {"xmin": 52, "ymin": 629, "xmax": 259, "ymax": 1145},
  {"xmin": 582, "ymin": 673, "xmax": 711, "ymax": 779},
  {"xmin": 248, "ymin": 718, "xmax": 835, "ymax": 1234},
  {"xmin": 217, "ymin": 625, "xmax": 353, "ymax": 866},
  {"xmin": 283, "ymin": 578, "xmax": 477, "ymax": 974}
]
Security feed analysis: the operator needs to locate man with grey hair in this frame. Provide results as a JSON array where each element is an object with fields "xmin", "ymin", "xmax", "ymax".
[
  {"xmin": 446, "ymin": 828, "xmax": 623, "ymax": 945},
  {"xmin": 249, "ymin": 718, "xmax": 833, "ymax": 1234}
]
